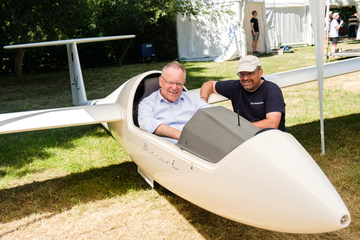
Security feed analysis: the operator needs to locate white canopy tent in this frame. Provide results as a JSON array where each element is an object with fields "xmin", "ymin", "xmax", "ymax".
[
  {"xmin": 265, "ymin": 0, "xmax": 313, "ymax": 48},
  {"xmin": 177, "ymin": 0, "xmax": 310, "ymax": 61},
  {"xmin": 177, "ymin": 0, "xmax": 360, "ymax": 62},
  {"xmin": 176, "ymin": 0, "xmax": 242, "ymax": 61},
  {"xmin": 177, "ymin": 0, "xmax": 268, "ymax": 61}
]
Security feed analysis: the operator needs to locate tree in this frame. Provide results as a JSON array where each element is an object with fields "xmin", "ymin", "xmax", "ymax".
[
  {"xmin": 93, "ymin": 0, "xmax": 232, "ymax": 66},
  {"xmin": 0, "ymin": 0, "xmax": 91, "ymax": 82}
]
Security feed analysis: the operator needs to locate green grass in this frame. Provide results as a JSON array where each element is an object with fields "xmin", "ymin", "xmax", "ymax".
[{"xmin": 0, "ymin": 41, "xmax": 360, "ymax": 239}]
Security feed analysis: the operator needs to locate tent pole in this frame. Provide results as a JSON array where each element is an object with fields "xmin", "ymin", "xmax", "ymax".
[
  {"xmin": 319, "ymin": 76, "xmax": 325, "ymax": 155},
  {"xmin": 273, "ymin": 0, "xmax": 277, "ymax": 48},
  {"xmin": 309, "ymin": 0, "xmax": 326, "ymax": 155}
]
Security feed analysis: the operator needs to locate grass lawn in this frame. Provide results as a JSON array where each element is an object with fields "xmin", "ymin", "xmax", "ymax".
[{"xmin": 0, "ymin": 41, "xmax": 360, "ymax": 239}]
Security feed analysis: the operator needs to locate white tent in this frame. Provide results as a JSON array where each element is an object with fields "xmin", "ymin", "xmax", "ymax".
[
  {"xmin": 176, "ymin": 0, "xmax": 360, "ymax": 62},
  {"xmin": 329, "ymin": 0, "xmax": 360, "ymax": 9},
  {"xmin": 177, "ymin": 0, "xmax": 309, "ymax": 61},
  {"xmin": 265, "ymin": 0, "xmax": 313, "ymax": 48},
  {"xmin": 176, "ymin": 0, "xmax": 242, "ymax": 61},
  {"xmin": 177, "ymin": 0, "xmax": 267, "ymax": 61}
]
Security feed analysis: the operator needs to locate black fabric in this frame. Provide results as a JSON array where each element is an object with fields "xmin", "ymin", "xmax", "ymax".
[
  {"xmin": 349, "ymin": 25, "xmax": 356, "ymax": 38},
  {"xmin": 331, "ymin": 37, "xmax": 338, "ymax": 45},
  {"xmin": 133, "ymin": 74, "xmax": 161, "ymax": 127},
  {"xmin": 255, "ymin": 127, "xmax": 276, "ymax": 136},
  {"xmin": 215, "ymin": 78, "xmax": 286, "ymax": 132},
  {"xmin": 251, "ymin": 17, "xmax": 259, "ymax": 32}
]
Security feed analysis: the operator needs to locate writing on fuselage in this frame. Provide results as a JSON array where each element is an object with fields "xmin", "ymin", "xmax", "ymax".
[{"xmin": 143, "ymin": 143, "xmax": 179, "ymax": 170}]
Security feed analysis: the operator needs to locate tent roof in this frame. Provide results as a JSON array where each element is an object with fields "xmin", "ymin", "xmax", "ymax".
[
  {"xmin": 195, "ymin": 0, "xmax": 360, "ymax": 8},
  {"xmin": 265, "ymin": 0, "xmax": 309, "ymax": 8},
  {"xmin": 328, "ymin": 0, "xmax": 360, "ymax": 6},
  {"xmin": 265, "ymin": 0, "xmax": 360, "ymax": 8}
]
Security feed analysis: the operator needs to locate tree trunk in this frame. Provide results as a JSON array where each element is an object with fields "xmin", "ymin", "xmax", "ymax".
[
  {"xmin": 117, "ymin": 37, "xmax": 135, "ymax": 67},
  {"xmin": 116, "ymin": 21, "xmax": 148, "ymax": 67},
  {"xmin": 4, "ymin": 24, "xmax": 24, "ymax": 83},
  {"xmin": 14, "ymin": 48, "xmax": 24, "ymax": 83}
]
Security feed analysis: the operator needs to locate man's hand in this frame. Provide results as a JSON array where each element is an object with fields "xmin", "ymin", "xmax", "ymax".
[{"xmin": 200, "ymin": 81, "xmax": 218, "ymax": 103}]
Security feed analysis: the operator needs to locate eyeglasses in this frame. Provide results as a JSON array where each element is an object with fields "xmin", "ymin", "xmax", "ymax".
[
  {"xmin": 161, "ymin": 76, "xmax": 184, "ymax": 87},
  {"xmin": 237, "ymin": 69, "xmax": 260, "ymax": 79}
]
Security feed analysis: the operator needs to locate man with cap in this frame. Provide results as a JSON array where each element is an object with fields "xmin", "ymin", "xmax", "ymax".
[{"xmin": 200, "ymin": 55, "xmax": 286, "ymax": 131}]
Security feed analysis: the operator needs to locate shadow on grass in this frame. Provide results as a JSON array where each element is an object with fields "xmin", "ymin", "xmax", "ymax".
[
  {"xmin": 0, "ymin": 126, "xmax": 105, "ymax": 172},
  {"xmin": 0, "ymin": 161, "xmax": 149, "ymax": 224},
  {"xmin": 346, "ymin": 40, "xmax": 360, "ymax": 45},
  {"xmin": 155, "ymin": 187, "xmax": 273, "ymax": 239},
  {"xmin": 287, "ymin": 113, "xmax": 360, "ymax": 156}
]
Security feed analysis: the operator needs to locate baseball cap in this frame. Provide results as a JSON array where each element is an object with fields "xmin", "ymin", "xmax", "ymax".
[{"xmin": 236, "ymin": 55, "xmax": 262, "ymax": 73}]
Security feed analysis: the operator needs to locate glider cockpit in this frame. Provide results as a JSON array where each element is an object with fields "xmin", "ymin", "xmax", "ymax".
[{"xmin": 132, "ymin": 73, "xmax": 265, "ymax": 164}]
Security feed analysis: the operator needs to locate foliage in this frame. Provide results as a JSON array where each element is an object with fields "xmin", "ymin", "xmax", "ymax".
[
  {"xmin": 330, "ymin": 5, "xmax": 357, "ymax": 35},
  {"xmin": 92, "ymin": 0, "xmax": 228, "ymax": 66},
  {"xmin": 0, "ymin": 0, "xmax": 233, "ymax": 79},
  {"xmin": 1, "ymin": 0, "xmax": 91, "ymax": 43},
  {"xmin": 113, "ymin": 14, "xmax": 178, "ymax": 64},
  {"xmin": 331, "ymin": 5, "xmax": 357, "ymax": 23},
  {"xmin": 0, "ymin": 0, "xmax": 91, "ymax": 80}
]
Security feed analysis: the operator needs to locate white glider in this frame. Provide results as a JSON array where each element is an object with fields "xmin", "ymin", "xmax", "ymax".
[{"xmin": 1, "ymin": 35, "xmax": 354, "ymax": 234}]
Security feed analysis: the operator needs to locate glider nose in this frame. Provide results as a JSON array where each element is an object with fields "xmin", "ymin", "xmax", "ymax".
[{"xmin": 225, "ymin": 130, "xmax": 351, "ymax": 233}]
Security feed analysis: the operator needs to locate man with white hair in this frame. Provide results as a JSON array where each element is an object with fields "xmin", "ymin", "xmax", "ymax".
[
  {"xmin": 138, "ymin": 61, "xmax": 210, "ymax": 144},
  {"xmin": 200, "ymin": 55, "xmax": 286, "ymax": 132},
  {"xmin": 329, "ymin": 12, "xmax": 344, "ymax": 54}
]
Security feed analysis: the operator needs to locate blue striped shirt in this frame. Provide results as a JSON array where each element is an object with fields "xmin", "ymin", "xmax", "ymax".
[{"xmin": 138, "ymin": 90, "xmax": 211, "ymax": 143}]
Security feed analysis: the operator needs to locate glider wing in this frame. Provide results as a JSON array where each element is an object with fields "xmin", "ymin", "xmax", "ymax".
[
  {"xmin": 189, "ymin": 57, "xmax": 360, "ymax": 104},
  {"xmin": 0, "ymin": 103, "xmax": 122, "ymax": 134}
]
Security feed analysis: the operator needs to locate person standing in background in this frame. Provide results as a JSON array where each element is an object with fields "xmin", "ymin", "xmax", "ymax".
[
  {"xmin": 324, "ymin": 11, "xmax": 333, "ymax": 54},
  {"xmin": 329, "ymin": 13, "xmax": 343, "ymax": 54},
  {"xmin": 349, "ymin": 13, "xmax": 359, "ymax": 38},
  {"xmin": 250, "ymin": 10, "xmax": 260, "ymax": 55}
]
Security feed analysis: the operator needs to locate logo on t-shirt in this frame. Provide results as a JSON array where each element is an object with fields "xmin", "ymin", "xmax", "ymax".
[{"xmin": 250, "ymin": 101, "xmax": 264, "ymax": 105}]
